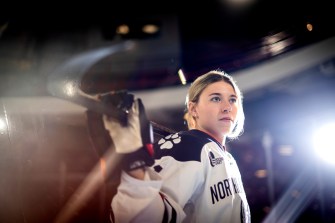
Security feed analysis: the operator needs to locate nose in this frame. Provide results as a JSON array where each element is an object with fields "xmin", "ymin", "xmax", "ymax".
[{"xmin": 222, "ymin": 101, "xmax": 232, "ymax": 113}]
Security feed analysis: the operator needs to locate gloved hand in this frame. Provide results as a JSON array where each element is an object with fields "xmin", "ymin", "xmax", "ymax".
[
  {"xmin": 103, "ymin": 97, "xmax": 154, "ymax": 171},
  {"xmin": 86, "ymin": 91, "xmax": 154, "ymax": 172},
  {"xmin": 103, "ymin": 98, "xmax": 147, "ymax": 153}
]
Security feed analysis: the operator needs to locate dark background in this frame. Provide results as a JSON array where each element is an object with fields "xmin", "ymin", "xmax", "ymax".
[{"xmin": 1, "ymin": 0, "xmax": 335, "ymax": 222}]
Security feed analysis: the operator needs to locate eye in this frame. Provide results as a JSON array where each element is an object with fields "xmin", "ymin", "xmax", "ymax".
[
  {"xmin": 229, "ymin": 97, "xmax": 237, "ymax": 103},
  {"xmin": 210, "ymin": 96, "xmax": 221, "ymax": 102}
]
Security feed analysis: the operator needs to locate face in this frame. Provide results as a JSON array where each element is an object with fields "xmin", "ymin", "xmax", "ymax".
[{"xmin": 189, "ymin": 81, "xmax": 239, "ymax": 142}]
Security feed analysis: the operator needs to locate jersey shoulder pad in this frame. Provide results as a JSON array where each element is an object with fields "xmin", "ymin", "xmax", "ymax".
[{"xmin": 153, "ymin": 130, "xmax": 211, "ymax": 162}]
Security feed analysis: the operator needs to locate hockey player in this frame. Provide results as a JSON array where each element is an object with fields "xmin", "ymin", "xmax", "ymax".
[{"xmin": 100, "ymin": 70, "xmax": 251, "ymax": 222}]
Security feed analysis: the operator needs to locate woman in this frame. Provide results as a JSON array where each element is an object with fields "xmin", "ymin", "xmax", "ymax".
[{"xmin": 104, "ymin": 70, "xmax": 251, "ymax": 222}]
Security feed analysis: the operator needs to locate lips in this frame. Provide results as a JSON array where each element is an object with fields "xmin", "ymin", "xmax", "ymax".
[{"xmin": 219, "ymin": 117, "xmax": 233, "ymax": 122}]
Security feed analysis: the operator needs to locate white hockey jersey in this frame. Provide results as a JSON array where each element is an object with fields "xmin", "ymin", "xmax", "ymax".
[{"xmin": 111, "ymin": 129, "xmax": 251, "ymax": 223}]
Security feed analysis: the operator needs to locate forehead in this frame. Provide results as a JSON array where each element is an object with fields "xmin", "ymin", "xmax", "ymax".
[{"xmin": 202, "ymin": 81, "xmax": 236, "ymax": 95}]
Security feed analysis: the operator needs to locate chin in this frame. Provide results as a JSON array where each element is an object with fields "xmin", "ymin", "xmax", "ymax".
[
  {"xmin": 220, "ymin": 126, "xmax": 232, "ymax": 134},
  {"xmin": 220, "ymin": 130, "xmax": 231, "ymax": 136}
]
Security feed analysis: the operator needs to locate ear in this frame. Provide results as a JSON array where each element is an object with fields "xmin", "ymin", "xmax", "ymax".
[{"xmin": 188, "ymin": 102, "xmax": 197, "ymax": 117}]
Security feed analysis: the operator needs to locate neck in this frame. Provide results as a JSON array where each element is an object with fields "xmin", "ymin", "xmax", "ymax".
[{"xmin": 195, "ymin": 128, "xmax": 226, "ymax": 146}]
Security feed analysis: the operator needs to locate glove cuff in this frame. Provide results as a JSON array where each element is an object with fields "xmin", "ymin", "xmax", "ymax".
[{"xmin": 121, "ymin": 144, "xmax": 155, "ymax": 171}]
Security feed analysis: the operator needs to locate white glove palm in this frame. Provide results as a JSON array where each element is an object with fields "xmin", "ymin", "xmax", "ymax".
[{"xmin": 103, "ymin": 99, "xmax": 143, "ymax": 154}]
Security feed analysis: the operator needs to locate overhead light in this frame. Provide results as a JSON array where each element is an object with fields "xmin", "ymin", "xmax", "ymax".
[
  {"xmin": 255, "ymin": 169, "xmax": 267, "ymax": 178},
  {"xmin": 313, "ymin": 122, "xmax": 335, "ymax": 165},
  {"xmin": 221, "ymin": 0, "xmax": 256, "ymax": 12},
  {"xmin": 116, "ymin": 24, "xmax": 130, "ymax": 35},
  {"xmin": 178, "ymin": 69, "xmax": 187, "ymax": 85},
  {"xmin": 142, "ymin": 24, "xmax": 159, "ymax": 34},
  {"xmin": 306, "ymin": 23, "xmax": 313, "ymax": 32}
]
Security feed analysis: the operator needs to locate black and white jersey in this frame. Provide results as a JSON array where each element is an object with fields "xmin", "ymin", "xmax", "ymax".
[{"xmin": 111, "ymin": 129, "xmax": 251, "ymax": 223}]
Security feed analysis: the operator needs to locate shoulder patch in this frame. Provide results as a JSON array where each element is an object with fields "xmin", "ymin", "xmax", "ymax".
[
  {"xmin": 157, "ymin": 133, "xmax": 181, "ymax": 149},
  {"xmin": 154, "ymin": 130, "xmax": 211, "ymax": 162}
]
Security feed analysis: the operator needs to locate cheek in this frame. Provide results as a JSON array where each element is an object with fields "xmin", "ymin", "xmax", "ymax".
[
  {"xmin": 198, "ymin": 106, "xmax": 220, "ymax": 123},
  {"xmin": 197, "ymin": 103, "xmax": 216, "ymax": 115},
  {"xmin": 231, "ymin": 104, "xmax": 239, "ymax": 117}
]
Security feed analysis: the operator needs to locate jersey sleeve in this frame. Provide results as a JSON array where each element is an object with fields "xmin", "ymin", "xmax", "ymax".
[
  {"xmin": 111, "ymin": 169, "xmax": 186, "ymax": 223},
  {"xmin": 111, "ymin": 131, "xmax": 208, "ymax": 223}
]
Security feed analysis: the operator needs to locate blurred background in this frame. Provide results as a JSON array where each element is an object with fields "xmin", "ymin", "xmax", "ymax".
[{"xmin": 1, "ymin": 0, "xmax": 335, "ymax": 222}]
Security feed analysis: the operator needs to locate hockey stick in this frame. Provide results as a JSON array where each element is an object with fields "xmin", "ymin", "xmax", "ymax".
[
  {"xmin": 48, "ymin": 41, "xmax": 177, "ymax": 223},
  {"xmin": 47, "ymin": 41, "xmax": 176, "ymax": 137}
]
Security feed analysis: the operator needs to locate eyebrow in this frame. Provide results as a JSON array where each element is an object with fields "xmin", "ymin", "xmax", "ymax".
[{"xmin": 209, "ymin": 93, "xmax": 237, "ymax": 98}]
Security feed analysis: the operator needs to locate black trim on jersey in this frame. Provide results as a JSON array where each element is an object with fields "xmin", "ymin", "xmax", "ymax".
[
  {"xmin": 154, "ymin": 129, "xmax": 224, "ymax": 163},
  {"xmin": 165, "ymin": 198, "xmax": 177, "ymax": 223},
  {"xmin": 162, "ymin": 203, "xmax": 168, "ymax": 223},
  {"xmin": 188, "ymin": 130, "xmax": 225, "ymax": 151},
  {"xmin": 160, "ymin": 193, "xmax": 177, "ymax": 223}
]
